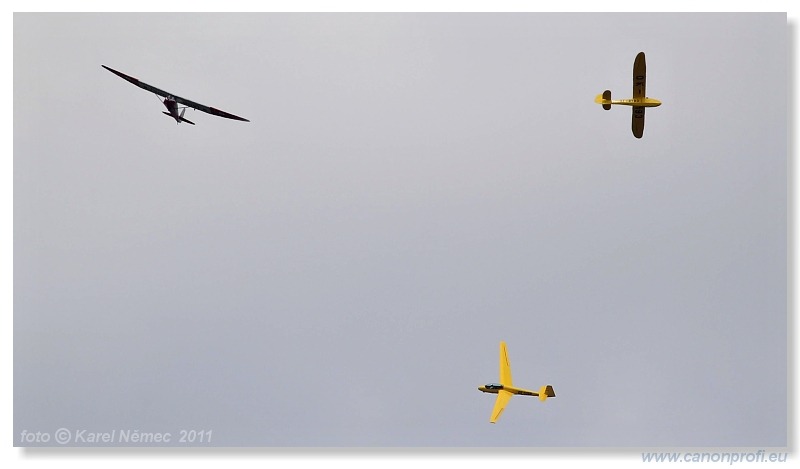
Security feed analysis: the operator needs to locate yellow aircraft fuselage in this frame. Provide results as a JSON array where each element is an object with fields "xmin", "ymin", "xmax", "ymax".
[
  {"xmin": 478, "ymin": 383, "xmax": 550, "ymax": 400},
  {"xmin": 598, "ymin": 97, "xmax": 662, "ymax": 108}
]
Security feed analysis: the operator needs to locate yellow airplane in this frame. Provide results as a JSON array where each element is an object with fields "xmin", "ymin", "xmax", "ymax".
[
  {"xmin": 595, "ymin": 51, "xmax": 662, "ymax": 138},
  {"xmin": 478, "ymin": 341, "xmax": 555, "ymax": 423}
]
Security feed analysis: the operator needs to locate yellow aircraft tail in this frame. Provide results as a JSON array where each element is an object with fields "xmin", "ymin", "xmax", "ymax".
[
  {"xmin": 595, "ymin": 90, "xmax": 612, "ymax": 110},
  {"xmin": 538, "ymin": 385, "xmax": 556, "ymax": 402}
]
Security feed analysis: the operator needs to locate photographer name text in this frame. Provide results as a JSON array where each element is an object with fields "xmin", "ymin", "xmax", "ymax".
[{"xmin": 20, "ymin": 428, "xmax": 213, "ymax": 445}]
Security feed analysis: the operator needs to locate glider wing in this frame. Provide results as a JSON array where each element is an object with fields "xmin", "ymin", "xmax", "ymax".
[
  {"xmin": 490, "ymin": 390, "xmax": 513, "ymax": 423},
  {"xmin": 102, "ymin": 65, "xmax": 172, "ymax": 98},
  {"xmin": 499, "ymin": 341, "xmax": 513, "ymax": 386},
  {"xmin": 633, "ymin": 52, "xmax": 646, "ymax": 99},
  {"xmin": 102, "ymin": 65, "xmax": 250, "ymax": 122},
  {"xmin": 632, "ymin": 106, "xmax": 645, "ymax": 138},
  {"xmin": 172, "ymin": 95, "xmax": 250, "ymax": 122}
]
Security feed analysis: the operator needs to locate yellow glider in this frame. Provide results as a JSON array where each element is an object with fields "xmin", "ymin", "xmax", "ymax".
[
  {"xmin": 478, "ymin": 341, "xmax": 555, "ymax": 423},
  {"xmin": 595, "ymin": 52, "xmax": 662, "ymax": 138}
]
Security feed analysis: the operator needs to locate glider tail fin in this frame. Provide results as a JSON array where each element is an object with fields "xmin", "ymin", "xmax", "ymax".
[
  {"xmin": 594, "ymin": 90, "xmax": 612, "ymax": 110},
  {"xmin": 538, "ymin": 385, "xmax": 555, "ymax": 402},
  {"xmin": 162, "ymin": 111, "xmax": 195, "ymax": 125},
  {"xmin": 179, "ymin": 108, "xmax": 195, "ymax": 125}
]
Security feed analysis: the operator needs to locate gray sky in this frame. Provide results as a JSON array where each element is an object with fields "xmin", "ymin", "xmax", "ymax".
[{"xmin": 12, "ymin": 12, "xmax": 788, "ymax": 448}]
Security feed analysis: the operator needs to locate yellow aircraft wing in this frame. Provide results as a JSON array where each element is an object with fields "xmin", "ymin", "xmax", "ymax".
[
  {"xmin": 632, "ymin": 106, "xmax": 645, "ymax": 138},
  {"xmin": 633, "ymin": 51, "xmax": 646, "ymax": 99},
  {"xmin": 499, "ymin": 341, "xmax": 513, "ymax": 386},
  {"xmin": 490, "ymin": 390, "xmax": 513, "ymax": 423}
]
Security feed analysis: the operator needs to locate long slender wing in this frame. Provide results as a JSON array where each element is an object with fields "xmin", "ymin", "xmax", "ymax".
[
  {"xmin": 490, "ymin": 390, "xmax": 513, "ymax": 423},
  {"xmin": 499, "ymin": 341, "xmax": 513, "ymax": 386},
  {"xmin": 102, "ymin": 65, "xmax": 173, "ymax": 98},
  {"xmin": 632, "ymin": 106, "xmax": 645, "ymax": 138},
  {"xmin": 172, "ymin": 95, "xmax": 250, "ymax": 122},
  {"xmin": 102, "ymin": 65, "xmax": 250, "ymax": 122},
  {"xmin": 633, "ymin": 52, "xmax": 646, "ymax": 99}
]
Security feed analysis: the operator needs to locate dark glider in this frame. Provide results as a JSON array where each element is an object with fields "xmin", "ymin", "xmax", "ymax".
[{"xmin": 102, "ymin": 65, "xmax": 250, "ymax": 124}]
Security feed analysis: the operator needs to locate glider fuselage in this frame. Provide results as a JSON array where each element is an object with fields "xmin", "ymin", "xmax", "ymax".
[
  {"xmin": 163, "ymin": 96, "xmax": 181, "ymax": 122},
  {"xmin": 478, "ymin": 383, "xmax": 539, "ymax": 397},
  {"xmin": 605, "ymin": 97, "xmax": 662, "ymax": 107},
  {"xmin": 160, "ymin": 95, "xmax": 195, "ymax": 125}
]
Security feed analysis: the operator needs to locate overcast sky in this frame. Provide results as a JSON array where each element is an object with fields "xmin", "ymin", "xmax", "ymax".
[{"xmin": 12, "ymin": 12, "xmax": 788, "ymax": 448}]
